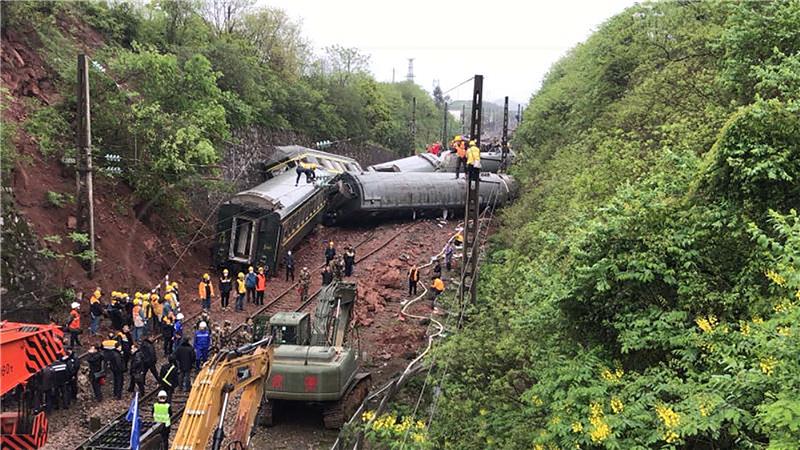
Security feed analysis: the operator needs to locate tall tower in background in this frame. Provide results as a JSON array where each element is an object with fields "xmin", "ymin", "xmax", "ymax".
[{"xmin": 406, "ymin": 58, "xmax": 414, "ymax": 82}]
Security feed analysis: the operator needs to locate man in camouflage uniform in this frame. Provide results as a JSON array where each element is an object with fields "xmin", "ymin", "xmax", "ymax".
[{"xmin": 299, "ymin": 267, "xmax": 311, "ymax": 302}]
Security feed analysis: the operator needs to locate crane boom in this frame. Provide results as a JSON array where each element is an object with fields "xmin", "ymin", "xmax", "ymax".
[{"xmin": 171, "ymin": 337, "xmax": 273, "ymax": 450}]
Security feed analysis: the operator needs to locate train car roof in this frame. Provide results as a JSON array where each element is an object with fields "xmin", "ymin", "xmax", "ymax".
[
  {"xmin": 230, "ymin": 170, "xmax": 323, "ymax": 218},
  {"xmin": 366, "ymin": 153, "xmax": 440, "ymax": 172},
  {"xmin": 265, "ymin": 145, "xmax": 362, "ymax": 173},
  {"xmin": 345, "ymin": 171, "xmax": 515, "ymax": 197}
]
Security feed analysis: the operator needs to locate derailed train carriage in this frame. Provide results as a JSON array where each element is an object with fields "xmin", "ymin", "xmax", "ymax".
[
  {"xmin": 366, "ymin": 148, "xmax": 515, "ymax": 173},
  {"xmin": 214, "ymin": 146, "xmax": 361, "ymax": 273},
  {"xmin": 324, "ymin": 171, "xmax": 518, "ymax": 225}
]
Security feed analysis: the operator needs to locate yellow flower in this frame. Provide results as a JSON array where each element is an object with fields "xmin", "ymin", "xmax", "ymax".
[
  {"xmin": 600, "ymin": 363, "xmax": 624, "ymax": 382},
  {"xmin": 589, "ymin": 402, "xmax": 611, "ymax": 442},
  {"xmin": 534, "ymin": 445, "xmax": 545, "ymax": 450},
  {"xmin": 610, "ymin": 397, "xmax": 624, "ymax": 414},
  {"xmin": 412, "ymin": 432, "xmax": 426, "ymax": 443},
  {"xmin": 664, "ymin": 430, "xmax": 679, "ymax": 443},
  {"xmin": 752, "ymin": 316, "xmax": 764, "ymax": 325},
  {"xmin": 777, "ymin": 326, "xmax": 792, "ymax": 337},
  {"xmin": 695, "ymin": 315, "xmax": 718, "ymax": 333},
  {"xmin": 765, "ymin": 269, "xmax": 786, "ymax": 287},
  {"xmin": 699, "ymin": 404, "xmax": 709, "ymax": 417},
  {"xmin": 760, "ymin": 356, "xmax": 777, "ymax": 376},
  {"xmin": 655, "ymin": 403, "xmax": 680, "ymax": 442},
  {"xmin": 479, "ymin": 408, "xmax": 488, "ymax": 416},
  {"xmin": 415, "ymin": 420, "xmax": 426, "ymax": 429},
  {"xmin": 361, "ymin": 410, "xmax": 375, "ymax": 422},
  {"xmin": 571, "ymin": 422, "xmax": 583, "ymax": 433},
  {"xmin": 740, "ymin": 321, "xmax": 751, "ymax": 336}
]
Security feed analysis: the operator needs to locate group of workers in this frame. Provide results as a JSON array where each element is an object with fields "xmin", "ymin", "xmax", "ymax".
[
  {"xmin": 408, "ymin": 234, "xmax": 462, "ymax": 306},
  {"xmin": 449, "ymin": 135, "xmax": 482, "ymax": 180}
]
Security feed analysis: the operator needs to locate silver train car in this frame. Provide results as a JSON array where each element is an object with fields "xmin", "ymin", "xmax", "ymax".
[
  {"xmin": 214, "ymin": 146, "xmax": 361, "ymax": 272},
  {"xmin": 366, "ymin": 149, "xmax": 515, "ymax": 174},
  {"xmin": 325, "ymin": 171, "xmax": 518, "ymax": 224}
]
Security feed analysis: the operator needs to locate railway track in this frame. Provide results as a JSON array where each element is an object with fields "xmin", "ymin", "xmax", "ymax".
[{"xmin": 76, "ymin": 223, "xmax": 408, "ymax": 450}]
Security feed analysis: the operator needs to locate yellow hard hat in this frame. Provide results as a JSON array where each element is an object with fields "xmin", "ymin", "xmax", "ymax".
[
  {"xmin": 469, "ymin": 140, "xmax": 476, "ymax": 146},
  {"xmin": 94, "ymin": 290, "xmax": 102, "ymax": 298},
  {"xmin": 164, "ymin": 293, "xmax": 174, "ymax": 301},
  {"xmin": 238, "ymin": 272, "xmax": 245, "ymax": 279},
  {"xmin": 150, "ymin": 293, "xmax": 158, "ymax": 300},
  {"xmin": 203, "ymin": 273, "xmax": 210, "ymax": 280},
  {"xmin": 171, "ymin": 282, "xmax": 179, "ymax": 288},
  {"xmin": 134, "ymin": 299, "xmax": 142, "ymax": 305},
  {"xmin": 223, "ymin": 268, "xmax": 229, "ymax": 275},
  {"xmin": 454, "ymin": 135, "xmax": 462, "ymax": 141}
]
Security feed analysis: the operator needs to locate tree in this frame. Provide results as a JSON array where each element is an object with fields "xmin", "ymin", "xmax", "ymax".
[
  {"xmin": 200, "ymin": 0, "xmax": 254, "ymax": 35},
  {"xmin": 323, "ymin": 45, "xmax": 371, "ymax": 86},
  {"xmin": 240, "ymin": 7, "xmax": 309, "ymax": 76}
]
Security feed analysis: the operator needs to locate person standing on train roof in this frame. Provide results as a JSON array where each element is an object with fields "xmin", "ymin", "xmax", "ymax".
[
  {"xmin": 255, "ymin": 267, "xmax": 267, "ymax": 306},
  {"xmin": 235, "ymin": 272, "xmax": 246, "ymax": 312},
  {"xmin": 467, "ymin": 140, "xmax": 481, "ymax": 180},
  {"xmin": 219, "ymin": 268, "xmax": 232, "ymax": 311},
  {"xmin": 325, "ymin": 241, "xmax": 336, "ymax": 265},
  {"xmin": 284, "ymin": 250, "xmax": 295, "ymax": 282},
  {"xmin": 452, "ymin": 135, "xmax": 467, "ymax": 179},
  {"xmin": 245, "ymin": 266, "xmax": 257, "ymax": 304}
]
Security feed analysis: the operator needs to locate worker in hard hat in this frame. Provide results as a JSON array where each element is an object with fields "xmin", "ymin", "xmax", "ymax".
[
  {"xmin": 173, "ymin": 312, "xmax": 185, "ymax": 353},
  {"xmin": 245, "ymin": 266, "xmax": 257, "ymax": 305},
  {"xmin": 102, "ymin": 339, "xmax": 124, "ymax": 399},
  {"xmin": 89, "ymin": 289, "xmax": 103, "ymax": 336},
  {"xmin": 466, "ymin": 139, "xmax": 481, "ymax": 180},
  {"xmin": 325, "ymin": 241, "xmax": 336, "ymax": 265},
  {"xmin": 235, "ymin": 272, "xmax": 246, "ymax": 312},
  {"xmin": 198, "ymin": 273, "xmax": 215, "ymax": 311},
  {"xmin": 452, "ymin": 135, "xmax": 467, "ymax": 179},
  {"xmin": 132, "ymin": 297, "xmax": 145, "ymax": 343},
  {"xmin": 67, "ymin": 302, "xmax": 82, "ymax": 348},
  {"xmin": 255, "ymin": 266, "xmax": 267, "ymax": 306},
  {"xmin": 153, "ymin": 390, "xmax": 172, "ymax": 449},
  {"xmin": 219, "ymin": 268, "xmax": 232, "ymax": 311},
  {"xmin": 193, "ymin": 321, "xmax": 211, "ymax": 370}
]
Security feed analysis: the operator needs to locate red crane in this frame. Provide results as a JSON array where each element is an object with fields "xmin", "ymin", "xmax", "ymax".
[{"xmin": 0, "ymin": 321, "xmax": 65, "ymax": 450}]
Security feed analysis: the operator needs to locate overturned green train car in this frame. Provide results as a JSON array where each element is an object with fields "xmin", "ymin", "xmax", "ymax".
[{"xmin": 214, "ymin": 146, "xmax": 361, "ymax": 274}]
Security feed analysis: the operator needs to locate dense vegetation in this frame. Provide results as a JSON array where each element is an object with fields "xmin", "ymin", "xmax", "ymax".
[
  {"xmin": 431, "ymin": 1, "xmax": 800, "ymax": 449},
  {"xmin": 3, "ymin": 0, "xmax": 452, "ymax": 207}
]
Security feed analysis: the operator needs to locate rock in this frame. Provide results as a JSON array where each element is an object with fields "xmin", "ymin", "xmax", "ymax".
[
  {"xmin": 378, "ymin": 268, "xmax": 403, "ymax": 288},
  {"xmin": 67, "ymin": 216, "xmax": 78, "ymax": 229}
]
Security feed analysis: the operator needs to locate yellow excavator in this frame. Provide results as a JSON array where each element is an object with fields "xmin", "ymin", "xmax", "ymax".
[{"xmin": 170, "ymin": 337, "xmax": 273, "ymax": 450}]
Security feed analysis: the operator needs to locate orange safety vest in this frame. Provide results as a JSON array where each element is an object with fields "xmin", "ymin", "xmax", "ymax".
[
  {"xmin": 198, "ymin": 281, "xmax": 215, "ymax": 299},
  {"xmin": 256, "ymin": 274, "xmax": 266, "ymax": 291},
  {"xmin": 69, "ymin": 310, "xmax": 81, "ymax": 329},
  {"xmin": 408, "ymin": 268, "xmax": 419, "ymax": 282},
  {"xmin": 455, "ymin": 141, "xmax": 466, "ymax": 158}
]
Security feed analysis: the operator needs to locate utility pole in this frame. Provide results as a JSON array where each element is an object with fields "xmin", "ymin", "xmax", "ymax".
[
  {"xmin": 501, "ymin": 96, "xmax": 509, "ymax": 169},
  {"xmin": 459, "ymin": 75, "xmax": 483, "ymax": 323},
  {"xmin": 410, "ymin": 96, "xmax": 416, "ymax": 155},
  {"xmin": 516, "ymin": 104, "xmax": 522, "ymax": 125},
  {"xmin": 76, "ymin": 54, "xmax": 96, "ymax": 277},
  {"xmin": 442, "ymin": 101, "xmax": 448, "ymax": 145}
]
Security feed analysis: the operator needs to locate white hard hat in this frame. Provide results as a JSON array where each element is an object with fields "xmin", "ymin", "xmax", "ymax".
[
  {"xmin": 199, "ymin": 321, "xmax": 207, "ymax": 329},
  {"xmin": 176, "ymin": 313, "xmax": 184, "ymax": 320},
  {"xmin": 157, "ymin": 390, "xmax": 167, "ymax": 399},
  {"xmin": 71, "ymin": 302, "xmax": 80, "ymax": 309},
  {"xmin": 287, "ymin": 250, "xmax": 292, "ymax": 255}
]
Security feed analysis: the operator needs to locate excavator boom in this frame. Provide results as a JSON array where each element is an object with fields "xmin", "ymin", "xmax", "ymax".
[{"xmin": 171, "ymin": 338, "xmax": 273, "ymax": 450}]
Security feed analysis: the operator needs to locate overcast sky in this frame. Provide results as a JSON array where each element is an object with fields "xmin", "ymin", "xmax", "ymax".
[{"xmin": 263, "ymin": 0, "xmax": 636, "ymax": 105}]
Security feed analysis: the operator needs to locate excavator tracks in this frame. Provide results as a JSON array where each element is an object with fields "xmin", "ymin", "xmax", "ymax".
[{"xmin": 322, "ymin": 373, "xmax": 372, "ymax": 429}]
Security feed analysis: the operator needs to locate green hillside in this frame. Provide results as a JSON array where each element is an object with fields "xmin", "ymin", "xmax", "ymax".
[{"xmin": 430, "ymin": 1, "xmax": 800, "ymax": 449}]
